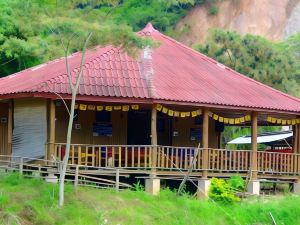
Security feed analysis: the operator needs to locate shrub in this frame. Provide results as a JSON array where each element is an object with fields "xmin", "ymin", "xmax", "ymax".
[
  {"xmin": 228, "ymin": 176, "xmax": 245, "ymax": 192},
  {"xmin": 209, "ymin": 178, "xmax": 240, "ymax": 203},
  {"xmin": 133, "ymin": 181, "xmax": 144, "ymax": 192},
  {"xmin": 209, "ymin": 5, "xmax": 219, "ymax": 15}
]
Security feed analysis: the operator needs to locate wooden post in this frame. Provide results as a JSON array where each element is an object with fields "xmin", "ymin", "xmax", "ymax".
[
  {"xmin": 151, "ymin": 105, "xmax": 158, "ymax": 176},
  {"xmin": 7, "ymin": 101, "xmax": 13, "ymax": 155},
  {"xmin": 298, "ymin": 124, "xmax": 300, "ymax": 154},
  {"xmin": 48, "ymin": 100, "xmax": 56, "ymax": 161},
  {"xmin": 251, "ymin": 111, "xmax": 258, "ymax": 180},
  {"xmin": 202, "ymin": 108, "xmax": 209, "ymax": 178},
  {"xmin": 116, "ymin": 169, "xmax": 120, "ymax": 192},
  {"xmin": 293, "ymin": 125, "xmax": 298, "ymax": 154},
  {"xmin": 74, "ymin": 165, "xmax": 79, "ymax": 188},
  {"xmin": 19, "ymin": 158, "xmax": 23, "ymax": 176}
]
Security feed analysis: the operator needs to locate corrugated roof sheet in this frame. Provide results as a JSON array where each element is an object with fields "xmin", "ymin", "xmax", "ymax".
[{"xmin": 0, "ymin": 23, "xmax": 300, "ymax": 113}]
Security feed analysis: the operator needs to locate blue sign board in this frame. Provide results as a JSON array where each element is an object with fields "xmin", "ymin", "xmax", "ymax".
[{"xmin": 92, "ymin": 123, "xmax": 112, "ymax": 137}]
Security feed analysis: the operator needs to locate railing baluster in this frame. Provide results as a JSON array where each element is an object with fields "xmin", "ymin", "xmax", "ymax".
[
  {"xmin": 166, "ymin": 147, "xmax": 169, "ymax": 168},
  {"xmin": 92, "ymin": 146, "xmax": 95, "ymax": 167},
  {"xmin": 138, "ymin": 146, "xmax": 141, "ymax": 168},
  {"xmin": 125, "ymin": 146, "xmax": 128, "ymax": 167},
  {"xmin": 144, "ymin": 147, "xmax": 147, "ymax": 168},
  {"xmin": 99, "ymin": 146, "xmax": 101, "ymax": 167},
  {"xmin": 148, "ymin": 146, "xmax": 152, "ymax": 168},
  {"xmin": 119, "ymin": 146, "xmax": 122, "ymax": 168},
  {"xmin": 78, "ymin": 146, "xmax": 81, "ymax": 165},
  {"xmin": 58, "ymin": 145, "xmax": 62, "ymax": 160}
]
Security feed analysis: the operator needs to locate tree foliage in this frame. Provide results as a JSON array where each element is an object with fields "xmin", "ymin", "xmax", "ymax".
[
  {"xmin": 0, "ymin": 0, "xmax": 149, "ymax": 77},
  {"xmin": 195, "ymin": 29, "xmax": 300, "ymax": 98}
]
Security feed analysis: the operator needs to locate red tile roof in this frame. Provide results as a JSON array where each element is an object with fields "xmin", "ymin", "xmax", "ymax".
[{"xmin": 1, "ymin": 23, "xmax": 300, "ymax": 114}]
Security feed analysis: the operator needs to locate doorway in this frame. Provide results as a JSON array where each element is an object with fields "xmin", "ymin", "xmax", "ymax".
[{"xmin": 127, "ymin": 110, "xmax": 151, "ymax": 145}]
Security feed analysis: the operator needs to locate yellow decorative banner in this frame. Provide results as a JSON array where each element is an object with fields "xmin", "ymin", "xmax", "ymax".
[
  {"xmin": 113, "ymin": 106, "xmax": 122, "ymax": 110},
  {"xmin": 155, "ymin": 104, "xmax": 203, "ymax": 118},
  {"xmin": 88, "ymin": 105, "xmax": 96, "ymax": 110},
  {"xmin": 97, "ymin": 106, "xmax": 103, "ymax": 111},
  {"xmin": 191, "ymin": 111, "xmax": 198, "ymax": 117},
  {"xmin": 122, "ymin": 105, "xmax": 129, "ymax": 111},
  {"xmin": 162, "ymin": 107, "xmax": 168, "ymax": 114},
  {"xmin": 210, "ymin": 112, "xmax": 251, "ymax": 125},
  {"xmin": 267, "ymin": 116, "xmax": 300, "ymax": 125},
  {"xmin": 79, "ymin": 104, "xmax": 87, "ymax": 111},
  {"xmin": 105, "ymin": 106, "xmax": 112, "ymax": 111},
  {"xmin": 168, "ymin": 110, "xmax": 174, "ymax": 116},
  {"xmin": 131, "ymin": 105, "xmax": 139, "ymax": 110},
  {"xmin": 76, "ymin": 104, "xmax": 140, "ymax": 112}
]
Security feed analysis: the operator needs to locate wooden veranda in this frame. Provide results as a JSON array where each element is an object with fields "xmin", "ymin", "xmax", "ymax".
[{"xmin": 46, "ymin": 143, "xmax": 300, "ymax": 180}]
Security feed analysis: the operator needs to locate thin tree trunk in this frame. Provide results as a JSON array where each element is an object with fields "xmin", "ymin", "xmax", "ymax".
[
  {"xmin": 59, "ymin": 91, "xmax": 76, "ymax": 207},
  {"xmin": 58, "ymin": 32, "xmax": 92, "ymax": 207}
]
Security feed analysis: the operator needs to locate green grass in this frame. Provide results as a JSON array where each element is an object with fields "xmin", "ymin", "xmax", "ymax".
[{"xmin": 0, "ymin": 173, "xmax": 300, "ymax": 225}]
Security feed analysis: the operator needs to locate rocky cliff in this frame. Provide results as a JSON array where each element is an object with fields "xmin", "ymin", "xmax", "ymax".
[{"xmin": 176, "ymin": 0, "xmax": 300, "ymax": 46}]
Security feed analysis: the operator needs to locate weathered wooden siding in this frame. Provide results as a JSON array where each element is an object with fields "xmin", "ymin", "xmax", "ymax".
[
  {"xmin": 55, "ymin": 104, "xmax": 218, "ymax": 147},
  {"xmin": 172, "ymin": 117, "xmax": 218, "ymax": 148},
  {"xmin": 55, "ymin": 104, "xmax": 128, "ymax": 145},
  {"xmin": 0, "ymin": 102, "xmax": 8, "ymax": 155}
]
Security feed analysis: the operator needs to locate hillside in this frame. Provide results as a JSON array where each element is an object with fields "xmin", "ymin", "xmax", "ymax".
[
  {"xmin": 176, "ymin": 0, "xmax": 300, "ymax": 45},
  {"xmin": 1, "ymin": 173, "xmax": 300, "ymax": 225}
]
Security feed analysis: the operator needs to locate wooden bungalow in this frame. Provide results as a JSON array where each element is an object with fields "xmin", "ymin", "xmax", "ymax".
[{"xmin": 0, "ymin": 23, "xmax": 300, "ymax": 196}]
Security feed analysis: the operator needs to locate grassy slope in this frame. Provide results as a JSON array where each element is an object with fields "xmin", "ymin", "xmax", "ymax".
[{"xmin": 1, "ymin": 173, "xmax": 300, "ymax": 225}]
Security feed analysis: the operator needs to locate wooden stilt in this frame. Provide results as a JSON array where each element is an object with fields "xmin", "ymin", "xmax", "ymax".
[
  {"xmin": 251, "ymin": 111, "xmax": 258, "ymax": 180},
  {"xmin": 202, "ymin": 108, "xmax": 209, "ymax": 178}
]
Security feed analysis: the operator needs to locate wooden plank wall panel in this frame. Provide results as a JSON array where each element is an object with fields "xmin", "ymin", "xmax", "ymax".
[
  {"xmin": 172, "ymin": 116, "xmax": 218, "ymax": 148},
  {"xmin": 55, "ymin": 105, "xmax": 127, "ymax": 145},
  {"xmin": 0, "ymin": 103, "xmax": 8, "ymax": 155}
]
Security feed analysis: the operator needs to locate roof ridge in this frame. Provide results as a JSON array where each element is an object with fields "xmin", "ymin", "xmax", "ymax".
[{"xmin": 153, "ymin": 30, "xmax": 300, "ymax": 104}]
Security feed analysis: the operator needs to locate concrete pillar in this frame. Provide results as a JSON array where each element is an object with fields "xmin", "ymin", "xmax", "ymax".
[
  {"xmin": 145, "ymin": 178, "xmax": 160, "ymax": 195},
  {"xmin": 197, "ymin": 179, "xmax": 211, "ymax": 199},
  {"xmin": 293, "ymin": 182, "xmax": 300, "ymax": 194},
  {"xmin": 45, "ymin": 168, "xmax": 58, "ymax": 183},
  {"xmin": 247, "ymin": 180, "xmax": 260, "ymax": 195}
]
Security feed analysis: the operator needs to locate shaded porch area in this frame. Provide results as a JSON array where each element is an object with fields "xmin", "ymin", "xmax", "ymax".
[{"xmin": 43, "ymin": 99, "xmax": 300, "ymax": 184}]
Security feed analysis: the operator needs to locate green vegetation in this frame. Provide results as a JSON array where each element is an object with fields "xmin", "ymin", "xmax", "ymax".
[
  {"xmin": 1, "ymin": 173, "xmax": 300, "ymax": 225},
  {"xmin": 0, "ymin": 0, "xmax": 225, "ymax": 77},
  {"xmin": 209, "ymin": 176, "xmax": 244, "ymax": 203},
  {"xmin": 195, "ymin": 29, "xmax": 300, "ymax": 98}
]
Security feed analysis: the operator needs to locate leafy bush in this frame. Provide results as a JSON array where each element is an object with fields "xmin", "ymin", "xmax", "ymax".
[
  {"xmin": 209, "ymin": 177, "xmax": 240, "ymax": 203},
  {"xmin": 228, "ymin": 176, "xmax": 245, "ymax": 191},
  {"xmin": 209, "ymin": 5, "xmax": 219, "ymax": 15}
]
